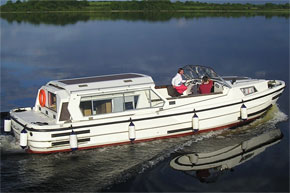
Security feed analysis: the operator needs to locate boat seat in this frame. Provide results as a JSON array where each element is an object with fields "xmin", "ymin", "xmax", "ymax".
[{"xmin": 167, "ymin": 85, "xmax": 182, "ymax": 97}]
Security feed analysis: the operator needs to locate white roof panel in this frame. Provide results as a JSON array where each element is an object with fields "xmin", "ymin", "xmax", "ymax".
[{"xmin": 47, "ymin": 73, "xmax": 154, "ymax": 93}]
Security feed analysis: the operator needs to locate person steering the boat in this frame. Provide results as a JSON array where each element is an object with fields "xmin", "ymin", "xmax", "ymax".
[
  {"xmin": 172, "ymin": 68, "xmax": 188, "ymax": 95},
  {"xmin": 199, "ymin": 76, "xmax": 213, "ymax": 94}
]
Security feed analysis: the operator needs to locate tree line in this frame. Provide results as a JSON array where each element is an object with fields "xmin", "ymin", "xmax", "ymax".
[
  {"xmin": 1, "ymin": 0, "xmax": 89, "ymax": 12},
  {"xmin": 1, "ymin": 0, "xmax": 289, "ymax": 12}
]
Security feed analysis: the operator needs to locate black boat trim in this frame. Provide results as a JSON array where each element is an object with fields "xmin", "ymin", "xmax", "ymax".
[
  {"xmin": 167, "ymin": 128, "xmax": 193, "ymax": 134},
  {"xmin": 51, "ymin": 130, "xmax": 90, "ymax": 138},
  {"xmin": 272, "ymin": 93, "xmax": 282, "ymax": 100},
  {"xmin": 52, "ymin": 138, "xmax": 90, "ymax": 146},
  {"xmin": 247, "ymin": 104, "xmax": 272, "ymax": 117}
]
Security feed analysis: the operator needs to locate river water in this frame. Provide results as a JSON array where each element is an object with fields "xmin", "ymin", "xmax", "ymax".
[{"xmin": 1, "ymin": 12, "xmax": 289, "ymax": 192}]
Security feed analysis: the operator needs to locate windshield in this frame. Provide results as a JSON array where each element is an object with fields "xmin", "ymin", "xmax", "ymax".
[{"xmin": 183, "ymin": 65, "xmax": 231, "ymax": 87}]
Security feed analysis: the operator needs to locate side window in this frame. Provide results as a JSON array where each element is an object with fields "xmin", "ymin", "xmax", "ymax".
[
  {"xmin": 124, "ymin": 94, "xmax": 137, "ymax": 110},
  {"xmin": 112, "ymin": 95, "xmax": 124, "ymax": 113},
  {"xmin": 241, "ymin": 86, "xmax": 257, "ymax": 96},
  {"xmin": 80, "ymin": 100, "xmax": 92, "ymax": 116},
  {"xmin": 59, "ymin": 102, "xmax": 71, "ymax": 121},
  {"xmin": 150, "ymin": 90, "xmax": 164, "ymax": 107},
  {"xmin": 80, "ymin": 95, "xmax": 116, "ymax": 116},
  {"xmin": 48, "ymin": 92, "xmax": 57, "ymax": 111},
  {"xmin": 93, "ymin": 99, "xmax": 112, "ymax": 114},
  {"xmin": 79, "ymin": 90, "xmax": 164, "ymax": 117},
  {"xmin": 80, "ymin": 99, "xmax": 113, "ymax": 116},
  {"xmin": 125, "ymin": 90, "xmax": 150, "ymax": 110}
]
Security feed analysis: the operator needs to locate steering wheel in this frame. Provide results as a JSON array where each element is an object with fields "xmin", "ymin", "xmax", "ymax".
[{"xmin": 185, "ymin": 79, "xmax": 201, "ymax": 86}]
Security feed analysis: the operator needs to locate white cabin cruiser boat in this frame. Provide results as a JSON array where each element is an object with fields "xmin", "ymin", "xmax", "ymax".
[{"xmin": 4, "ymin": 65, "xmax": 285, "ymax": 153}]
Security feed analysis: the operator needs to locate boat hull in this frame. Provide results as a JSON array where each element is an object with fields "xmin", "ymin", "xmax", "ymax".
[{"xmin": 8, "ymin": 78, "xmax": 285, "ymax": 154}]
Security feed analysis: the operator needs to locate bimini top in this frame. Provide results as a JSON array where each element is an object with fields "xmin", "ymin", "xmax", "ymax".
[{"xmin": 47, "ymin": 73, "xmax": 154, "ymax": 93}]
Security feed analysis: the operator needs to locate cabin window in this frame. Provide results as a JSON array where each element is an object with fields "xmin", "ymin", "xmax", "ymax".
[
  {"xmin": 124, "ymin": 90, "xmax": 164, "ymax": 109},
  {"xmin": 80, "ymin": 94, "xmax": 117, "ymax": 116},
  {"xmin": 79, "ymin": 90, "xmax": 164, "ymax": 117},
  {"xmin": 80, "ymin": 100, "xmax": 92, "ymax": 116},
  {"xmin": 59, "ymin": 102, "xmax": 71, "ymax": 121},
  {"xmin": 241, "ymin": 86, "xmax": 257, "ymax": 96},
  {"xmin": 112, "ymin": 95, "xmax": 125, "ymax": 113},
  {"xmin": 80, "ymin": 99, "xmax": 112, "ymax": 116},
  {"xmin": 150, "ymin": 90, "xmax": 165, "ymax": 107},
  {"xmin": 93, "ymin": 99, "xmax": 112, "ymax": 114},
  {"xmin": 48, "ymin": 92, "xmax": 57, "ymax": 111},
  {"xmin": 124, "ymin": 93, "xmax": 140, "ymax": 110}
]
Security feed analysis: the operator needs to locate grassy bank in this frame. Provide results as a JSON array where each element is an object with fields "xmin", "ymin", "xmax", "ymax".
[{"xmin": 1, "ymin": 0, "xmax": 289, "ymax": 13}]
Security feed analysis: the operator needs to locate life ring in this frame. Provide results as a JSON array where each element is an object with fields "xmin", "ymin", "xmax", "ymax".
[{"xmin": 39, "ymin": 89, "xmax": 46, "ymax": 107}]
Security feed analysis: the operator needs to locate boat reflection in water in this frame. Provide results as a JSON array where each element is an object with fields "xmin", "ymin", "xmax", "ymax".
[{"xmin": 170, "ymin": 127, "xmax": 283, "ymax": 183}]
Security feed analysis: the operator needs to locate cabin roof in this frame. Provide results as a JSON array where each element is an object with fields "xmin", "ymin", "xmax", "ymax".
[
  {"xmin": 47, "ymin": 73, "xmax": 154, "ymax": 93},
  {"xmin": 59, "ymin": 73, "xmax": 144, "ymax": 85}
]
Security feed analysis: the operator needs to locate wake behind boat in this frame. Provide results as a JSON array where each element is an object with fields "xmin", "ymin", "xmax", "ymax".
[{"xmin": 4, "ymin": 65, "xmax": 285, "ymax": 153}]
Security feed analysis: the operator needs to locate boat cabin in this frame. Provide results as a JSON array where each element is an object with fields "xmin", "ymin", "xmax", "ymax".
[
  {"xmin": 34, "ymin": 66, "xmax": 242, "ymax": 125},
  {"xmin": 36, "ymin": 73, "xmax": 166, "ymax": 124}
]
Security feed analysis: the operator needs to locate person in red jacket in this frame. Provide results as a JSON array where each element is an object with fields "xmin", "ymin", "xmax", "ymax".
[{"xmin": 199, "ymin": 76, "xmax": 213, "ymax": 94}]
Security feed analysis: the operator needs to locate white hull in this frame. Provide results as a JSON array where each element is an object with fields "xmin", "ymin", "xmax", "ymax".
[{"xmin": 10, "ymin": 82, "xmax": 284, "ymax": 153}]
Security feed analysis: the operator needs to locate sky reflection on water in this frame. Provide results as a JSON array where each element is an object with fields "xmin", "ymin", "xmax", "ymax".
[{"xmin": 1, "ymin": 14, "xmax": 289, "ymax": 112}]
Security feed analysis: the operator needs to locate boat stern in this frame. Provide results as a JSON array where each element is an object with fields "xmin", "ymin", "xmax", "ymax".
[{"xmin": 7, "ymin": 107, "xmax": 56, "ymax": 150}]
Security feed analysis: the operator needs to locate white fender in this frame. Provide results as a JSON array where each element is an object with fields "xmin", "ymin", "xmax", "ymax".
[
  {"xmin": 128, "ymin": 119, "xmax": 136, "ymax": 142},
  {"xmin": 4, "ymin": 120, "xmax": 11, "ymax": 132},
  {"xmin": 241, "ymin": 104, "xmax": 247, "ymax": 120},
  {"xmin": 192, "ymin": 113, "xmax": 199, "ymax": 132},
  {"xmin": 69, "ymin": 130, "xmax": 78, "ymax": 151},
  {"xmin": 20, "ymin": 129, "xmax": 28, "ymax": 149}
]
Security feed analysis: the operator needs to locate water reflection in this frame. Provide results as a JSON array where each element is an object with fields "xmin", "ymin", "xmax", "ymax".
[
  {"xmin": 1, "ymin": 12, "xmax": 289, "ymax": 26},
  {"xmin": 2, "ymin": 13, "xmax": 289, "ymax": 113},
  {"xmin": 170, "ymin": 127, "xmax": 283, "ymax": 183}
]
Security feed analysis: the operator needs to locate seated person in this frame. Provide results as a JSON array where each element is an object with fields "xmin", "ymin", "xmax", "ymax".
[
  {"xmin": 171, "ymin": 68, "xmax": 187, "ymax": 94},
  {"xmin": 199, "ymin": 76, "xmax": 213, "ymax": 94}
]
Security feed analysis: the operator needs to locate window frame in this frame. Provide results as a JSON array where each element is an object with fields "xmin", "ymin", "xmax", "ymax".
[
  {"xmin": 240, "ymin": 86, "xmax": 257, "ymax": 96},
  {"xmin": 47, "ymin": 91, "xmax": 57, "ymax": 112},
  {"xmin": 79, "ymin": 89, "xmax": 165, "ymax": 117}
]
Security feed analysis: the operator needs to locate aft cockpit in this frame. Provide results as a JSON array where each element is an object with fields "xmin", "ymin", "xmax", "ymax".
[{"xmin": 155, "ymin": 65, "xmax": 229, "ymax": 98}]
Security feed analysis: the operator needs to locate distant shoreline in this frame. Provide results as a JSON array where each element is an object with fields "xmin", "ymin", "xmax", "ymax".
[
  {"xmin": 1, "ymin": 10, "xmax": 289, "ymax": 14},
  {"xmin": 1, "ymin": 0, "xmax": 289, "ymax": 13}
]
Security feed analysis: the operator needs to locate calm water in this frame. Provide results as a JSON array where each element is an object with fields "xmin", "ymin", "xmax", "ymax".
[{"xmin": 1, "ymin": 12, "xmax": 289, "ymax": 192}]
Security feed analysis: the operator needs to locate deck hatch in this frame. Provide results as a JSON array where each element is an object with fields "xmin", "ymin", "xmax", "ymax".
[{"xmin": 59, "ymin": 74, "xmax": 143, "ymax": 85}]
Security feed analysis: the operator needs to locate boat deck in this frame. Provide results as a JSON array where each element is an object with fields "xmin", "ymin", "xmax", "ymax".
[{"xmin": 12, "ymin": 109, "xmax": 55, "ymax": 126}]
